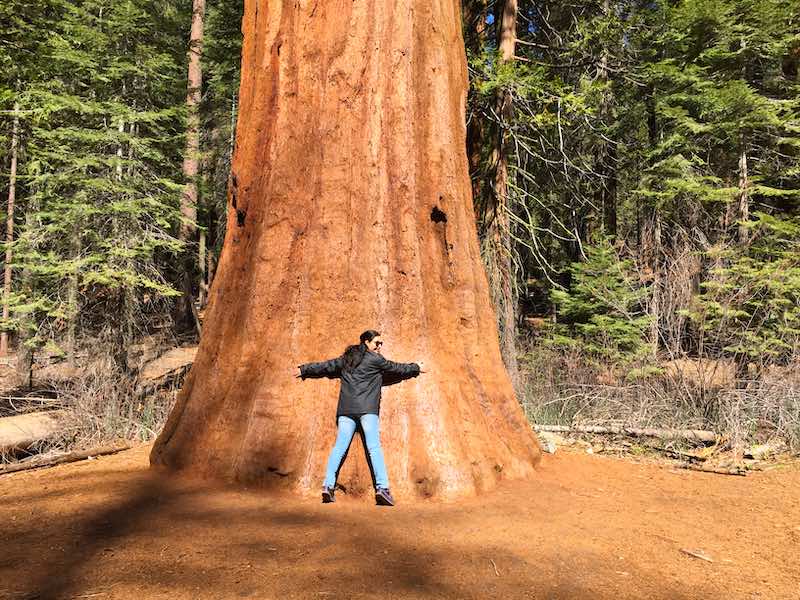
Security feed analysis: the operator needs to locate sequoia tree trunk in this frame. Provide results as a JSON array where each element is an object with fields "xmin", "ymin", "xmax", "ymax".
[{"xmin": 150, "ymin": 0, "xmax": 541, "ymax": 500}]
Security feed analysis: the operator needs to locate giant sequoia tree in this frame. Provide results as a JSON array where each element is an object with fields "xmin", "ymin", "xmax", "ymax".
[{"xmin": 150, "ymin": 0, "xmax": 541, "ymax": 499}]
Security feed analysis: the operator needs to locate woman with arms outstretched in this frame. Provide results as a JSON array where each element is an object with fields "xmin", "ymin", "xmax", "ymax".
[{"xmin": 295, "ymin": 329, "xmax": 424, "ymax": 506}]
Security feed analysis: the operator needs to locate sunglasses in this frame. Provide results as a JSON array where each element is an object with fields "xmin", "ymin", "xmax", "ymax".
[{"xmin": 374, "ymin": 341, "xmax": 383, "ymax": 347}]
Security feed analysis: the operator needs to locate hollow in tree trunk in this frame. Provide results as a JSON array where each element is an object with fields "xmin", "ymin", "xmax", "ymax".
[{"xmin": 150, "ymin": 0, "xmax": 541, "ymax": 500}]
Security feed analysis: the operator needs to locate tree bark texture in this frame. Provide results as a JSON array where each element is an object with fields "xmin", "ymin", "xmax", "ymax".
[
  {"xmin": 176, "ymin": 0, "xmax": 206, "ymax": 335},
  {"xmin": 151, "ymin": 0, "xmax": 541, "ymax": 500},
  {"xmin": 1, "ymin": 101, "xmax": 20, "ymax": 356}
]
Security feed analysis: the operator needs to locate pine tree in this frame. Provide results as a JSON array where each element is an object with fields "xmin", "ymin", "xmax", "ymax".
[
  {"xmin": 550, "ymin": 238, "xmax": 651, "ymax": 366},
  {"xmin": 5, "ymin": 0, "xmax": 189, "ymax": 367}
]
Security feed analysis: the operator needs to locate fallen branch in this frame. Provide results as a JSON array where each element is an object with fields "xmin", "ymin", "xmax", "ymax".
[
  {"xmin": 533, "ymin": 424, "xmax": 717, "ymax": 444},
  {"xmin": 489, "ymin": 558, "xmax": 500, "ymax": 577},
  {"xmin": 680, "ymin": 548, "xmax": 713, "ymax": 563},
  {"xmin": 676, "ymin": 462, "xmax": 747, "ymax": 476},
  {"xmin": 0, "ymin": 443, "xmax": 131, "ymax": 476},
  {"xmin": 651, "ymin": 446, "xmax": 710, "ymax": 462}
]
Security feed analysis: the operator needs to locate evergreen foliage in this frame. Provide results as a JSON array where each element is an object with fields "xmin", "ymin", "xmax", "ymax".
[
  {"xmin": 464, "ymin": 0, "xmax": 800, "ymax": 377},
  {"xmin": 199, "ymin": 0, "xmax": 243, "ymax": 261},
  {"xmin": 1, "ymin": 0, "xmax": 190, "ymax": 364},
  {"xmin": 0, "ymin": 0, "xmax": 797, "ymax": 385},
  {"xmin": 0, "ymin": 0, "xmax": 248, "ymax": 364},
  {"xmin": 550, "ymin": 238, "xmax": 651, "ymax": 365},
  {"xmin": 687, "ymin": 213, "xmax": 800, "ymax": 369}
]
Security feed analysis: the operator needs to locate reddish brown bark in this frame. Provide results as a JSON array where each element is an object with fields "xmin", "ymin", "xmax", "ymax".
[{"xmin": 151, "ymin": 0, "xmax": 540, "ymax": 500}]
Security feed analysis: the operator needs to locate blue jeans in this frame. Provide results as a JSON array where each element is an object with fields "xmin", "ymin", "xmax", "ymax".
[{"xmin": 323, "ymin": 414, "xmax": 389, "ymax": 490}]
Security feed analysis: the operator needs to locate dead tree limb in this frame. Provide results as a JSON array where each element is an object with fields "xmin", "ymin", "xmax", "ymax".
[
  {"xmin": 675, "ymin": 462, "xmax": 747, "ymax": 476},
  {"xmin": 533, "ymin": 424, "xmax": 718, "ymax": 444},
  {"xmin": 0, "ymin": 443, "xmax": 132, "ymax": 476}
]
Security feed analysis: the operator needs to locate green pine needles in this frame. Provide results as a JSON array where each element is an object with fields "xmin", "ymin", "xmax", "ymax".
[{"xmin": 549, "ymin": 238, "xmax": 652, "ymax": 367}]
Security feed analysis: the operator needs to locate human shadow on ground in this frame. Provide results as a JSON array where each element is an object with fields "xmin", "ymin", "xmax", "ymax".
[{"xmin": 1, "ymin": 464, "xmax": 727, "ymax": 600}]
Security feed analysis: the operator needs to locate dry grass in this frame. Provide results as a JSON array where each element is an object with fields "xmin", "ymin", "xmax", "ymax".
[
  {"xmin": 519, "ymin": 344, "xmax": 800, "ymax": 451},
  {"xmin": 11, "ymin": 355, "xmax": 180, "ymax": 462}
]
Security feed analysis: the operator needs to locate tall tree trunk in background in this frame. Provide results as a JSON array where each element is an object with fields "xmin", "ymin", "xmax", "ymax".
[
  {"xmin": 737, "ymin": 141, "xmax": 749, "ymax": 245},
  {"xmin": 1, "ymin": 101, "xmax": 20, "ymax": 357},
  {"xmin": 198, "ymin": 218, "xmax": 207, "ymax": 307},
  {"xmin": 639, "ymin": 87, "xmax": 658, "ymax": 253},
  {"xmin": 596, "ymin": 0, "xmax": 617, "ymax": 239},
  {"xmin": 486, "ymin": 0, "xmax": 520, "ymax": 389},
  {"xmin": 733, "ymin": 138, "xmax": 751, "ymax": 387},
  {"xmin": 175, "ymin": 0, "xmax": 205, "ymax": 336},
  {"xmin": 16, "ymin": 197, "xmax": 36, "ymax": 388},
  {"xmin": 111, "ymin": 116, "xmax": 134, "ymax": 373},
  {"xmin": 649, "ymin": 211, "xmax": 662, "ymax": 355},
  {"xmin": 644, "ymin": 84, "xmax": 660, "ymax": 356},
  {"xmin": 463, "ymin": 0, "xmax": 488, "ymax": 208},
  {"xmin": 151, "ymin": 0, "xmax": 541, "ymax": 499}
]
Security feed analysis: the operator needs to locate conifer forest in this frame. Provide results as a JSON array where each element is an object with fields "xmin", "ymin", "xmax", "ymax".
[
  {"xmin": 1, "ymin": 0, "xmax": 799, "ymax": 454},
  {"xmin": 2, "ymin": 3, "xmax": 800, "ymax": 600}
]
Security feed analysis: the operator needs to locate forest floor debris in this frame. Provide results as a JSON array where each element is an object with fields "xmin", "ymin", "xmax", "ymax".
[
  {"xmin": 1, "ymin": 444, "xmax": 798, "ymax": 600},
  {"xmin": 533, "ymin": 428, "xmax": 799, "ymax": 477}
]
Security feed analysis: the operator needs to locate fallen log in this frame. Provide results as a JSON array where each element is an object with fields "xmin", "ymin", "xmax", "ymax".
[
  {"xmin": 533, "ymin": 424, "xmax": 718, "ymax": 444},
  {"xmin": 0, "ymin": 443, "xmax": 132, "ymax": 476},
  {"xmin": 134, "ymin": 346, "xmax": 197, "ymax": 401},
  {"xmin": 0, "ymin": 410, "xmax": 64, "ymax": 453},
  {"xmin": 138, "ymin": 346, "xmax": 197, "ymax": 383}
]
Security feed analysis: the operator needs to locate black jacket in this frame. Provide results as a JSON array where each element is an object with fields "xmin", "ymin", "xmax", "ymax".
[{"xmin": 300, "ymin": 350, "xmax": 420, "ymax": 417}]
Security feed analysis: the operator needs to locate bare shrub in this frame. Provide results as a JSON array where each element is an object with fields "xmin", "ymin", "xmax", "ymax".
[
  {"xmin": 717, "ymin": 366, "xmax": 800, "ymax": 451},
  {"xmin": 40, "ymin": 354, "xmax": 178, "ymax": 454},
  {"xmin": 520, "ymin": 340, "xmax": 800, "ymax": 452}
]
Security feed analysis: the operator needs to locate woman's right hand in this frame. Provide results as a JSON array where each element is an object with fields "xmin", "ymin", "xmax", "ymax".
[{"xmin": 417, "ymin": 361, "xmax": 426, "ymax": 373}]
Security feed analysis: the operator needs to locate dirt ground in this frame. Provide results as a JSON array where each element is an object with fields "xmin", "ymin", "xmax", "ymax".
[{"xmin": 1, "ymin": 445, "xmax": 798, "ymax": 600}]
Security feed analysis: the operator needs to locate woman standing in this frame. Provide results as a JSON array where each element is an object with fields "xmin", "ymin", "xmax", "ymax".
[{"xmin": 296, "ymin": 330, "xmax": 424, "ymax": 506}]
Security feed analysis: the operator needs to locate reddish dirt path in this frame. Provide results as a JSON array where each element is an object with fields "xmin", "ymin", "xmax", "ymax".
[{"xmin": 1, "ymin": 445, "xmax": 798, "ymax": 600}]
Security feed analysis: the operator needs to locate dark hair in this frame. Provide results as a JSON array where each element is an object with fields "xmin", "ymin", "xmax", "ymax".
[{"xmin": 342, "ymin": 329, "xmax": 380, "ymax": 372}]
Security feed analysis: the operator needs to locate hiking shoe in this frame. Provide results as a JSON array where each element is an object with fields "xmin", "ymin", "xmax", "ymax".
[
  {"xmin": 321, "ymin": 486, "xmax": 335, "ymax": 504},
  {"xmin": 375, "ymin": 487, "xmax": 395, "ymax": 506}
]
